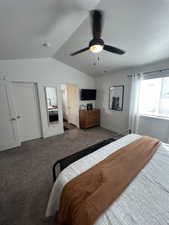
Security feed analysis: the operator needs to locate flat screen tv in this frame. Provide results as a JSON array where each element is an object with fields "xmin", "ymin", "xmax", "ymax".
[{"xmin": 80, "ymin": 89, "xmax": 96, "ymax": 101}]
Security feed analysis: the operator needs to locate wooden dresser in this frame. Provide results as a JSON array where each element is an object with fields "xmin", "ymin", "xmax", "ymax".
[{"xmin": 79, "ymin": 109, "xmax": 100, "ymax": 129}]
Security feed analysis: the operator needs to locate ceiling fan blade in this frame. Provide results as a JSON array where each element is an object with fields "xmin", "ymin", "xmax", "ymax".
[
  {"xmin": 91, "ymin": 10, "xmax": 103, "ymax": 39},
  {"xmin": 70, "ymin": 47, "xmax": 89, "ymax": 56},
  {"xmin": 104, "ymin": 45, "xmax": 125, "ymax": 55}
]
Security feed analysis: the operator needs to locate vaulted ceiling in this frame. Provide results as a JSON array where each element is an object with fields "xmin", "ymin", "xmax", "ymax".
[
  {"xmin": 1, "ymin": 0, "xmax": 169, "ymax": 76},
  {"xmin": 0, "ymin": 0, "xmax": 100, "ymax": 59}
]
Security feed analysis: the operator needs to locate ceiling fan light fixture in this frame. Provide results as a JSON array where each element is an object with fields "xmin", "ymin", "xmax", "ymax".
[
  {"xmin": 90, "ymin": 44, "xmax": 103, "ymax": 53},
  {"xmin": 70, "ymin": 10, "xmax": 126, "ymax": 56}
]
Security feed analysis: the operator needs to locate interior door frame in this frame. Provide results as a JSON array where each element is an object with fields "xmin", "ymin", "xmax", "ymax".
[
  {"xmin": 0, "ymin": 80, "xmax": 21, "ymax": 150},
  {"xmin": 66, "ymin": 83, "xmax": 80, "ymax": 128}
]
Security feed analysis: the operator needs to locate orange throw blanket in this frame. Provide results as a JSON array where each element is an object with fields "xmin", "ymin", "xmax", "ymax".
[{"xmin": 58, "ymin": 136, "xmax": 160, "ymax": 225}]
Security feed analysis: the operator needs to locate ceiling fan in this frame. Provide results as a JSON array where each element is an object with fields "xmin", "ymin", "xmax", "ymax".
[{"xmin": 70, "ymin": 10, "xmax": 125, "ymax": 56}]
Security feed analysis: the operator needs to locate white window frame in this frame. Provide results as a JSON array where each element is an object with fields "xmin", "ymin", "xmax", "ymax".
[{"xmin": 139, "ymin": 77, "xmax": 169, "ymax": 120}]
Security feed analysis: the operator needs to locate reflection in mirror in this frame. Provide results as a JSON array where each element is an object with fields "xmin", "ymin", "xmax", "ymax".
[{"xmin": 45, "ymin": 87, "xmax": 59, "ymax": 124}]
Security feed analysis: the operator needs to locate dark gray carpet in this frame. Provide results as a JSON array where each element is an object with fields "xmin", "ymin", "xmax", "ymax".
[{"xmin": 0, "ymin": 127, "xmax": 115, "ymax": 225}]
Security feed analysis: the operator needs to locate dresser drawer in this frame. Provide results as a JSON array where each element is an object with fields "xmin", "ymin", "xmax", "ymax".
[{"xmin": 79, "ymin": 109, "xmax": 100, "ymax": 129}]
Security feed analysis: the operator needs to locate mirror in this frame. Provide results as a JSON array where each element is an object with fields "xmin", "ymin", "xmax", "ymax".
[{"xmin": 45, "ymin": 87, "xmax": 59, "ymax": 124}]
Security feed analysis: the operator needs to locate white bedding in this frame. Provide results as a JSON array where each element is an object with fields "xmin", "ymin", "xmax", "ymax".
[{"xmin": 46, "ymin": 134, "xmax": 169, "ymax": 225}]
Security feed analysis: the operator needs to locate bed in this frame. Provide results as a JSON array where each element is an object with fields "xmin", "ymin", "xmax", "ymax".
[{"xmin": 46, "ymin": 134, "xmax": 169, "ymax": 225}]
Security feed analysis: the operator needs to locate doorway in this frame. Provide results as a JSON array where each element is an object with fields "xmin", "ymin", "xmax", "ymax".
[{"xmin": 61, "ymin": 84, "xmax": 79, "ymax": 131}]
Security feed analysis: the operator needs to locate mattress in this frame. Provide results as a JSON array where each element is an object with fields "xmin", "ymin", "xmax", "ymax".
[{"xmin": 46, "ymin": 134, "xmax": 169, "ymax": 225}]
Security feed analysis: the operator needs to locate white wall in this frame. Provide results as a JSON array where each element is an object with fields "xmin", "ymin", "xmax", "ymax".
[
  {"xmin": 0, "ymin": 58, "xmax": 95, "ymax": 87},
  {"xmin": 95, "ymin": 69, "xmax": 131, "ymax": 133},
  {"xmin": 139, "ymin": 116, "xmax": 169, "ymax": 143},
  {"xmin": 2, "ymin": 57, "xmax": 169, "ymax": 141},
  {"xmin": 0, "ymin": 58, "xmax": 95, "ymax": 138},
  {"xmin": 95, "ymin": 58, "xmax": 169, "ymax": 142}
]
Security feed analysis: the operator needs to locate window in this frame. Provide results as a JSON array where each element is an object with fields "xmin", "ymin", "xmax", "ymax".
[{"xmin": 139, "ymin": 77, "xmax": 169, "ymax": 118}]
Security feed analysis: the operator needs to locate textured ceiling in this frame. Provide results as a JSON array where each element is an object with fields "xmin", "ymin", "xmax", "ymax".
[
  {"xmin": 1, "ymin": 0, "xmax": 169, "ymax": 76},
  {"xmin": 55, "ymin": 0, "xmax": 169, "ymax": 76},
  {"xmin": 0, "ymin": 0, "xmax": 100, "ymax": 59}
]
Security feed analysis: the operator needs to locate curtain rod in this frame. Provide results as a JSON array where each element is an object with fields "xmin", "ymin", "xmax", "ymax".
[{"xmin": 128, "ymin": 67, "xmax": 169, "ymax": 77}]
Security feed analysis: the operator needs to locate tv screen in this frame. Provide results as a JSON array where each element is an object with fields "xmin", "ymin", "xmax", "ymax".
[{"xmin": 80, "ymin": 89, "xmax": 96, "ymax": 101}]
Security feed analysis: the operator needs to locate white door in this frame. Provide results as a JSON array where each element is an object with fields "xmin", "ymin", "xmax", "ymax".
[
  {"xmin": 67, "ymin": 84, "xmax": 79, "ymax": 127},
  {"xmin": 13, "ymin": 82, "xmax": 41, "ymax": 142},
  {"xmin": 0, "ymin": 81, "xmax": 20, "ymax": 151}
]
